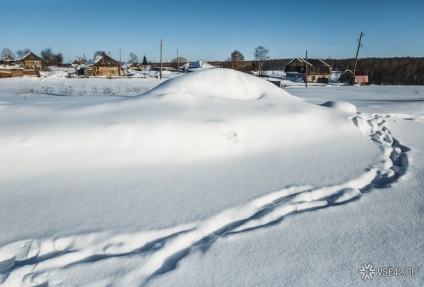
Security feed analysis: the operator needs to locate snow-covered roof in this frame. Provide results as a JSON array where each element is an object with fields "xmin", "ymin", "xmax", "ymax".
[
  {"xmin": 190, "ymin": 60, "xmax": 214, "ymax": 69},
  {"xmin": 2, "ymin": 55, "xmax": 15, "ymax": 61},
  {"xmin": 76, "ymin": 53, "xmax": 119, "ymax": 70},
  {"xmin": 76, "ymin": 55, "xmax": 102, "ymax": 69},
  {"xmin": 179, "ymin": 60, "xmax": 215, "ymax": 71},
  {"xmin": 20, "ymin": 52, "xmax": 42, "ymax": 61},
  {"xmin": 286, "ymin": 58, "xmax": 330, "ymax": 67}
]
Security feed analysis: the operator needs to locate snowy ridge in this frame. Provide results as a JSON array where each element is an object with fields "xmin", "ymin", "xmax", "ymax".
[
  {"xmin": 0, "ymin": 111, "xmax": 410, "ymax": 286},
  {"xmin": 143, "ymin": 68, "xmax": 294, "ymax": 101}
]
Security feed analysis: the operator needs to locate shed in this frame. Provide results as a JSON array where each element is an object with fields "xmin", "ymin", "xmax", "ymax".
[
  {"xmin": 339, "ymin": 70, "xmax": 369, "ymax": 85},
  {"xmin": 1, "ymin": 55, "xmax": 16, "ymax": 66}
]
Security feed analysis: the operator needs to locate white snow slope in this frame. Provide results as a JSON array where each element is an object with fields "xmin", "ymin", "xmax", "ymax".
[{"xmin": 0, "ymin": 70, "xmax": 422, "ymax": 286}]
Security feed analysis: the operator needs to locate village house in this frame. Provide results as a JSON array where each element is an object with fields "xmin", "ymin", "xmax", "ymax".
[
  {"xmin": 76, "ymin": 52, "xmax": 121, "ymax": 77},
  {"xmin": 17, "ymin": 52, "xmax": 44, "ymax": 70},
  {"xmin": 284, "ymin": 58, "xmax": 331, "ymax": 83},
  {"xmin": 1, "ymin": 55, "xmax": 16, "ymax": 66},
  {"xmin": 339, "ymin": 70, "xmax": 369, "ymax": 85},
  {"xmin": 0, "ymin": 54, "xmax": 40, "ymax": 78}
]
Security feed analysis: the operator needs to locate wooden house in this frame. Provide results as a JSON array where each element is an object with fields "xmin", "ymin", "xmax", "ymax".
[
  {"xmin": 18, "ymin": 53, "xmax": 44, "ymax": 70},
  {"xmin": 339, "ymin": 70, "xmax": 369, "ymax": 85},
  {"xmin": 284, "ymin": 58, "xmax": 331, "ymax": 83},
  {"xmin": 1, "ymin": 55, "xmax": 39, "ymax": 78},
  {"xmin": 76, "ymin": 52, "xmax": 121, "ymax": 77},
  {"xmin": 1, "ymin": 55, "xmax": 16, "ymax": 66}
]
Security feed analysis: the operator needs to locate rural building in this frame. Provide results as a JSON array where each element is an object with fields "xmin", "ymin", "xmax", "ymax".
[
  {"xmin": 76, "ymin": 52, "xmax": 121, "ymax": 77},
  {"xmin": 339, "ymin": 70, "xmax": 369, "ymax": 85},
  {"xmin": 18, "ymin": 52, "xmax": 44, "ymax": 70},
  {"xmin": 1, "ymin": 54, "xmax": 40, "ymax": 78},
  {"xmin": 285, "ymin": 58, "xmax": 331, "ymax": 83},
  {"xmin": 180, "ymin": 60, "xmax": 215, "ymax": 72},
  {"xmin": 1, "ymin": 55, "xmax": 16, "ymax": 66}
]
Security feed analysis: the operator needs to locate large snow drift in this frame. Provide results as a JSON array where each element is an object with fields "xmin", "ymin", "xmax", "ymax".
[{"xmin": 143, "ymin": 68, "xmax": 293, "ymax": 100}]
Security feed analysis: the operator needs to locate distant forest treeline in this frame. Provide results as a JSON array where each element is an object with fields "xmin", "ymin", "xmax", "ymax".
[{"xmin": 209, "ymin": 57, "xmax": 424, "ymax": 85}]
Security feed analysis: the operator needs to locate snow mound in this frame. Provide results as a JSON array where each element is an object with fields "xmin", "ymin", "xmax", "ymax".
[
  {"xmin": 321, "ymin": 101, "xmax": 357, "ymax": 114},
  {"xmin": 143, "ymin": 68, "xmax": 293, "ymax": 100},
  {"xmin": 40, "ymin": 71, "xmax": 69, "ymax": 78}
]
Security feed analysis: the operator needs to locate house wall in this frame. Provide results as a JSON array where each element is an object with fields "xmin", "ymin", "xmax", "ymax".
[
  {"xmin": 308, "ymin": 66, "xmax": 331, "ymax": 75},
  {"xmin": 286, "ymin": 72, "xmax": 329, "ymax": 83},
  {"xmin": 23, "ymin": 59, "xmax": 43, "ymax": 68},
  {"xmin": 96, "ymin": 66, "xmax": 120, "ymax": 77},
  {"xmin": 286, "ymin": 72, "xmax": 305, "ymax": 81},
  {"xmin": 82, "ymin": 66, "xmax": 120, "ymax": 77},
  {"xmin": 355, "ymin": 75, "xmax": 369, "ymax": 84},
  {"xmin": 307, "ymin": 74, "xmax": 329, "ymax": 83}
]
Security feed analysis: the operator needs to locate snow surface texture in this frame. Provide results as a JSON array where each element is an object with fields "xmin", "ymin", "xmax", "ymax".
[
  {"xmin": 0, "ymin": 70, "xmax": 421, "ymax": 286},
  {"xmin": 0, "ymin": 109, "xmax": 410, "ymax": 286}
]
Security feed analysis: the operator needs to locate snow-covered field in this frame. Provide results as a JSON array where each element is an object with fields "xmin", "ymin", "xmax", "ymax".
[{"xmin": 0, "ymin": 71, "xmax": 422, "ymax": 286}]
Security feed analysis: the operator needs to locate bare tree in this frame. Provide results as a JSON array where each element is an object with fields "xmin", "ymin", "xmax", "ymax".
[
  {"xmin": 230, "ymin": 50, "xmax": 244, "ymax": 62},
  {"xmin": 41, "ymin": 47, "xmax": 63, "ymax": 66},
  {"xmin": 16, "ymin": 48, "xmax": 32, "ymax": 59},
  {"xmin": 254, "ymin": 46, "xmax": 270, "ymax": 75},
  {"xmin": 129, "ymin": 52, "xmax": 138, "ymax": 64},
  {"xmin": 171, "ymin": 56, "xmax": 187, "ymax": 63},
  {"xmin": 94, "ymin": 51, "xmax": 104, "ymax": 58},
  {"xmin": 1, "ymin": 48, "xmax": 15, "ymax": 59},
  {"xmin": 228, "ymin": 50, "xmax": 245, "ymax": 70}
]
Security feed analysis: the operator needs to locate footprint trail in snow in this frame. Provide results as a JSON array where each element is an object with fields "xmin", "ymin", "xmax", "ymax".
[{"xmin": 0, "ymin": 111, "xmax": 411, "ymax": 286}]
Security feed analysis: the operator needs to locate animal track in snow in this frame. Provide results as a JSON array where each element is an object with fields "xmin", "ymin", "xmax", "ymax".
[{"xmin": 0, "ymin": 112, "xmax": 411, "ymax": 286}]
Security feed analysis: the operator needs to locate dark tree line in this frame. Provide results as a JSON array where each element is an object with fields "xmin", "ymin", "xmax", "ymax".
[
  {"xmin": 41, "ymin": 47, "xmax": 63, "ymax": 66},
  {"xmin": 325, "ymin": 57, "xmax": 424, "ymax": 85},
  {"xmin": 220, "ymin": 57, "xmax": 424, "ymax": 85}
]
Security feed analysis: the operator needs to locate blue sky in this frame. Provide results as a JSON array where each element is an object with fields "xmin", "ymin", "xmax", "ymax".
[{"xmin": 1, "ymin": 0, "xmax": 423, "ymax": 63}]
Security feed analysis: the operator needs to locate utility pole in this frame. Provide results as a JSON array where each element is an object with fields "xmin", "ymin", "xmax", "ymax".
[
  {"xmin": 177, "ymin": 49, "xmax": 179, "ymax": 72},
  {"xmin": 119, "ymin": 49, "xmax": 122, "ymax": 76},
  {"xmin": 160, "ymin": 39, "xmax": 163, "ymax": 80},
  {"xmin": 305, "ymin": 50, "xmax": 308, "ymax": 88},
  {"xmin": 353, "ymin": 32, "xmax": 363, "ymax": 86}
]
